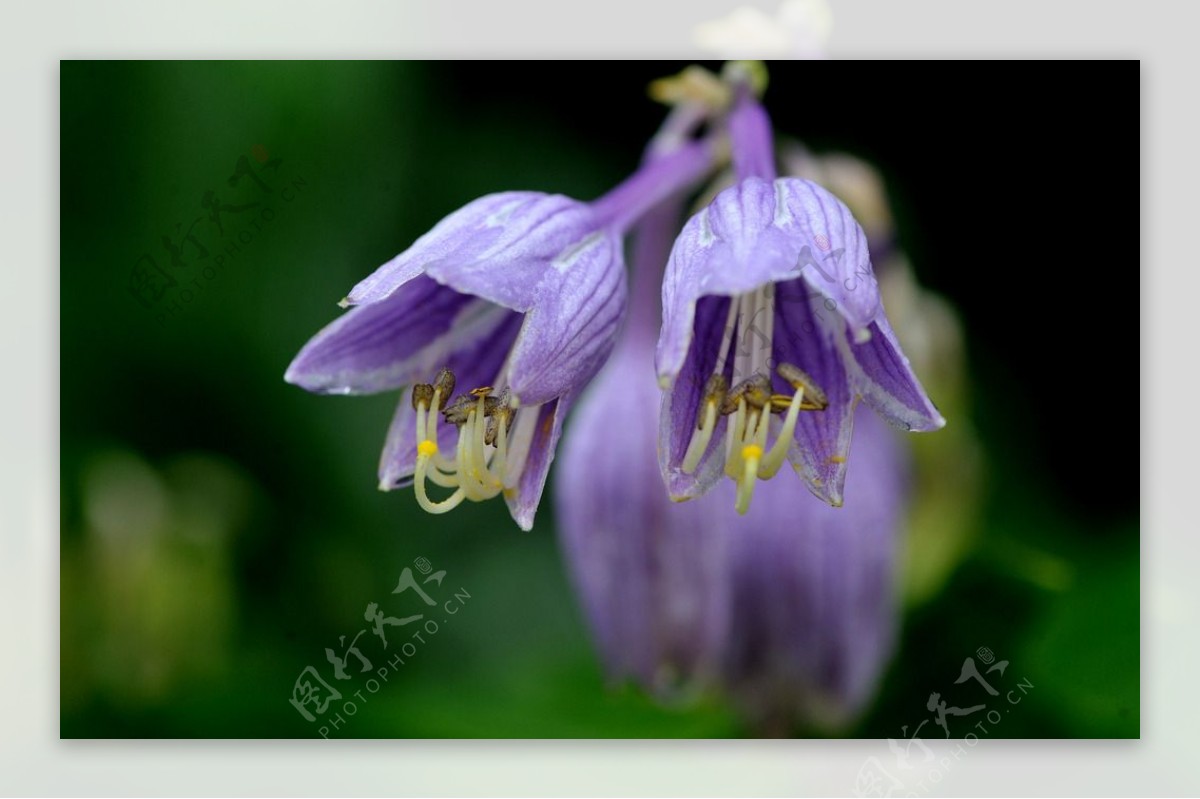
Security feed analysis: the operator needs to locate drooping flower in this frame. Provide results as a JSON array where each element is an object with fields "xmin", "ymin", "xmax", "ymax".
[
  {"xmin": 557, "ymin": 100, "xmax": 908, "ymax": 731},
  {"xmin": 286, "ymin": 141, "xmax": 716, "ymax": 530},
  {"xmin": 656, "ymin": 88, "xmax": 943, "ymax": 513}
]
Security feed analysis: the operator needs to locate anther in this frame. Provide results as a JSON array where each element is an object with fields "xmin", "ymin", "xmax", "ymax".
[
  {"xmin": 483, "ymin": 389, "xmax": 514, "ymax": 446},
  {"xmin": 741, "ymin": 374, "xmax": 772, "ymax": 410},
  {"xmin": 433, "ymin": 368, "xmax": 456, "ymax": 409},
  {"xmin": 411, "ymin": 383, "xmax": 434, "ymax": 410},
  {"xmin": 722, "ymin": 373, "xmax": 770, "ymax": 415},
  {"xmin": 778, "ymin": 363, "xmax": 829, "ymax": 410},
  {"xmin": 442, "ymin": 395, "xmax": 475, "ymax": 427}
]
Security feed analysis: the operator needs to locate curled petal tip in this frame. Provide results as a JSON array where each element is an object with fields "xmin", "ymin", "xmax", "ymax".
[
  {"xmin": 282, "ymin": 359, "xmax": 306, "ymax": 388},
  {"xmin": 338, "ymin": 297, "xmax": 351, "ymax": 309},
  {"xmin": 378, "ymin": 479, "xmax": 392, "ymax": 492}
]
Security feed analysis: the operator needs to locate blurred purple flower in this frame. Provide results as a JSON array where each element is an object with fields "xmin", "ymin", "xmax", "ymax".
[
  {"xmin": 286, "ymin": 142, "xmax": 714, "ymax": 530},
  {"xmin": 720, "ymin": 409, "xmax": 906, "ymax": 733},
  {"xmin": 558, "ymin": 146, "xmax": 731, "ymax": 692},
  {"xmin": 656, "ymin": 92, "xmax": 942, "ymax": 512}
]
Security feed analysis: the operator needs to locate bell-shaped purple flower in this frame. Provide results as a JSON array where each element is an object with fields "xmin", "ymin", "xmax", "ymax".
[
  {"xmin": 286, "ymin": 142, "xmax": 715, "ymax": 530},
  {"xmin": 557, "ymin": 104, "xmax": 909, "ymax": 728},
  {"xmin": 656, "ymin": 93, "xmax": 943, "ymax": 512}
]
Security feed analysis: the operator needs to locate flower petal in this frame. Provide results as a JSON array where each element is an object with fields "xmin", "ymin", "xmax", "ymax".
[
  {"xmin": 659, "ymin": 295, "xmax": 735, "ymax": 500},
  {"xmin": 657, "ymin": 178, "xmax": 800, "ymax": 383},
  {"xmin": 285, "ymin": 275, "xmax": 498, "ymax": 395},
  {"xmin": 840, "ymin": 315, "xmax": 946, "ymax": 432},
  {"xmin": 503, "ymin": 395, "xmax": 571, "ymax": 531},
  {"xmin": 505, "ymin": 232, "xmax": 626, "ymax": 408},
  {"xmin": 420, "ymin": 195, "xmax": 595, "ymax": 312},
  {"xmin": 773, "ymin": 277, "xmax": 857, "ymax": 506},
  {"xmin": 774, "ymin": 177, "xmax": 882, "ymax": 335},
  {"xmin": 344, "ymin": 192, "xmax": 589, "ymax": 307}
]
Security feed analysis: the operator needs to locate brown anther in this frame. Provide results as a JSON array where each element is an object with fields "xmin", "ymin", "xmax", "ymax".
[
  {"xmin": 469, "ymin": 386, "xmax": 494, "ymax": 398},
  {"xmin": 483, "ymin": 415, "xmax": 509, "ymax": 446},
  {"xmin": 742, "ymin": 374, "xmax": 772, "ymax": 410},
  {"xmin": 721, "ymin": 374, "xmax": 771, "ymax": 414},
  {"xmin": 488, "ymin": 388, "xmax": 512, "ymax": 416},
  {"xmin": 441, "ymin": 394, "xmax": 475, "ymax": 427},
  {"xmin": 777, "ymin": 362, "xmax": 829, "ymax": 411},
  {"xmin": 483, "ymin": 390, "xmax": 515, "ymax": 445},
  {"xmin": 411, "ymin": 383, "xmax": 435, "ymax": 410},
  {"xmin": 719, "ymin": 381, "xmax": 746, "ymax": 415},
  {"xmin": 433, "ymin": 368, "xmax": 456, "ymax": 409}
]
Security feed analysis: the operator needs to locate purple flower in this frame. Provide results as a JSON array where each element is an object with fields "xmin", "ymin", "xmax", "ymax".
[
  {"xmin": 286, "ymin": 142, "xmax": 715, "ymax": 530},
  {"xmin": 557, "ymin": 105, "xmax": 907, "ymax": 728},
  {"xmin": 656, "ymin": 93, "xmax": 943, "ymax": 512}
]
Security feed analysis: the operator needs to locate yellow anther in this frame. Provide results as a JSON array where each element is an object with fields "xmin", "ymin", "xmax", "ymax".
[
  {"xmin": 741, "ymin": 443, "xmax": 764, "ymax": 461},
  {"xmin": 417, "ymin": 439, "xmax": 438, "ymax": 458}
]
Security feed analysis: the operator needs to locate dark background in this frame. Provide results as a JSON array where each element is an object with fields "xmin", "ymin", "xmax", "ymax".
[{"xmin": 60, "ymin": 61, "xmax": 1139, "ymax": 737}]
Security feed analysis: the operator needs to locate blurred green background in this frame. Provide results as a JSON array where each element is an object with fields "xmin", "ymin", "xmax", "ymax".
[{"xmin": 60, "ymin": 61, "xmax": 1138, "ymax": 738}]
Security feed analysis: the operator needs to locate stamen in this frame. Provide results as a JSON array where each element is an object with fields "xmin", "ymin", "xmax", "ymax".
[
  {"xmin": 489, "ymin": 394, "xmax": 511, "ymax": 480},
  {"xmin": 735, "ymin": 441, "xmax": 762, "ymax": 515},
  {"xmin": 712, "ymin": 297, "xmax": 739, "ymax": 380},
  {"xmin": 778, "ymin": 362, "xmax": 828, "ymax": 410},
  {"xmin": 414, "ymin": 447, "xmax": 467, "ymax": 514},
  {"xmin": 424, "ymin": 389, "xmax": 458, "ymax": 473},
  {"xmin": 724, "ymin": 397, "xmax": 748, "ymax": 478},
  {"xmin": 408, "ymin": 370, "xmax": 526, "ymax": 515},
  {"xmin": 681, "ymin": 374, "xmax": 728, "ymax": 474},
  {"xmin": 455, "ymin": 408, "xmax": 482, "ymax": 500},
  {"xmin": 503, "ymin": 406, "xmax": 539, "ymax": 490},
  {"xmin": 681, "ymin": 287, "xmax": 835, "ymax": 513},
  {"xmin": 469, "ymin": 393, "xmax": 503, "ymax": 495},
  {"xmin": 758, "ymin": 385, "xmax": 804, "ymax": 479}
]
